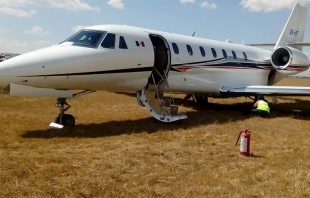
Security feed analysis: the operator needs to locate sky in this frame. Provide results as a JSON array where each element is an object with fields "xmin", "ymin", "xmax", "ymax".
[{"xmin": 1, "ymin": 0, "xmax": 310, "ymax": 74}]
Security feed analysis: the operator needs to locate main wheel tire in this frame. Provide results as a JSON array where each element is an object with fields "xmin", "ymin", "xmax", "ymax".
[{"xmin": 63, "ymin": 114, "xmax": 75, "ymax": 126}]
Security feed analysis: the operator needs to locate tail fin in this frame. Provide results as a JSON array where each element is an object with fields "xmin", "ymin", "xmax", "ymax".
[{"xmin": 275, "ymin": 3, "xmax": 307, "ymax": 50}]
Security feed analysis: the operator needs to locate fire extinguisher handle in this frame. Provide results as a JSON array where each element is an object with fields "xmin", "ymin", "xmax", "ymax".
[{"xmin": 235, "ymin": 131, "xmax": 243, "ymax": 145}]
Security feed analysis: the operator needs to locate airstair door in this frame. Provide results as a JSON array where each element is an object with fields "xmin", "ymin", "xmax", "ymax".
[{"xmin": 138, "ymin": 34, "xmax": 187, "ymax": 122}]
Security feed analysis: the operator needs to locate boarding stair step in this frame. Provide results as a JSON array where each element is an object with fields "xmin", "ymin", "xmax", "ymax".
[{"xmin": 170, "ymin": 106, "xmax": 179, "ymax": 116}]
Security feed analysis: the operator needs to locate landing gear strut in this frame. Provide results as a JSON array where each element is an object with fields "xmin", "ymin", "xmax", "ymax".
[
  {"xmin": 192, "ymin": 94, "xmax": 208, "ymax": 105},
  {"xmin": 48, "ymin": 90, "xmax": 95, "ymax": 128},
  {"xmin": 53, "ymin": 98, "xmax": 75, "ymax": 127}
]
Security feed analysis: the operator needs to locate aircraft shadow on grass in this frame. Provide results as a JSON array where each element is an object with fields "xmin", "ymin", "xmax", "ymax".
[
  {"xmin": 22, "ymin": 96, "xmax": 310, "ymax": 139},
  {"xmin": 269, "ymin": 97, "xmax": 310, "ymax": 118},
  {"xmin": 22, "ymin": 110, "xmax": 247, "ymax": 139}
]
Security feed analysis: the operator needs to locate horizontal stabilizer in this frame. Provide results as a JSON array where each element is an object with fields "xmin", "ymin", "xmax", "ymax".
[
  {"xmin": 287, "ymin": 42, "xmax": 310, "ymax": 47},
  {"xmin": 247, "ymin": 43, "xmax": 275, "ymax": 47},
  {"xmin": 220, "ymin": 85, "xmax": 310, "ymax": 96},
  {"xmin": 247, "ymin": 42, "xmax": 310, "ymax": 47}
]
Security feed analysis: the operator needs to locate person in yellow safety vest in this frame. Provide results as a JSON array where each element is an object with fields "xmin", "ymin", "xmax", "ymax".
[
  {"xmin": 251, "ymin": 97, "xmax": 270, "ymax": 117},
  {"xmin": 242, "ymin": 96, "xmax": 270, "ymax": 117}
]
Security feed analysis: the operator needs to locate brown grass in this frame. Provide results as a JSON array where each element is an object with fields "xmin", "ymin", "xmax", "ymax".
[{"xmin": 1, "ymin": 77, "xmax": 310, "ymax": 197}]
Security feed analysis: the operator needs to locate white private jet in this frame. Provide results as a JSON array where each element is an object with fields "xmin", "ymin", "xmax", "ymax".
[{"xmin": 0, "ymin": 4, "xmax": 310, "ymax": 128}]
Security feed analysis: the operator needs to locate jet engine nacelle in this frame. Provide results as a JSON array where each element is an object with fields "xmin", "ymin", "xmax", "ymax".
[{"xmin": 270, "ymin": 46, "xmax": 310, "ymax": 74}]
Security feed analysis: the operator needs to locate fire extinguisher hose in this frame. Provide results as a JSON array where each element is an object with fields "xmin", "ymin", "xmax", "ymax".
[
  {"xmin": 235, "ymin": 130, "xmax": 251, "ymax": 145},
  {"xmin": 235, "ymin": 131, "xmax": 243, "ymax": 145}
]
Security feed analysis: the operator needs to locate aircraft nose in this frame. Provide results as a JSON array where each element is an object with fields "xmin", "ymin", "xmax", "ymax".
[{"xmin": 0, "ymin": 61, "xmax": 11, "ymax": 89}]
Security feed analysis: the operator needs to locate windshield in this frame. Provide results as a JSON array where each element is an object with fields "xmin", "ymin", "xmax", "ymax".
[{"xmin": 61, "ymin": 30, "xmax": 106, "ymax": 48}]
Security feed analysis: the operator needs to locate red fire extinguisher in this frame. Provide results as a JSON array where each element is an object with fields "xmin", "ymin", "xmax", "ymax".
[{"xmin": 235, "ymin": 130, "xmax": 251, "ymax": 156}]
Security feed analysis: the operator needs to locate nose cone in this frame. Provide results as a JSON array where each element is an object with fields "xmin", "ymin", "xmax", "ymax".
[
  {"xmin": 0, "ymin": 47, "xmax": 60, "ymax": 89},
  {"xmin": 0, "ymin": 60, "xmax": 11, "ymax": 88},
  {"xmin": 0, "ymin": 44, "xmax": 100, "ymax": 90}
]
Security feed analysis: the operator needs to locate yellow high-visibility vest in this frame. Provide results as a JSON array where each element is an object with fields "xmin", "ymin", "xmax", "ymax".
[{"xmin": 257, "ymin": 100, "xmax": 270, "ymax": 113}]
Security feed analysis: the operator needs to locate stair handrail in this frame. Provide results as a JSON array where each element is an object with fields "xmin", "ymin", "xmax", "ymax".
[
  {"xmin": 153, "ymin": 67, "xmax": 175, "ymax": 104},
  {"xmin": 153, "ymin": 67, "xmax": 168, "ymax": 87},
  {"xmin": 151, "ymin": 73, "xmax": 164, "ymax": 106}
]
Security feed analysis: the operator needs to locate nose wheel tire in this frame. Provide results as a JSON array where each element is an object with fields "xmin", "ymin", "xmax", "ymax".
[{"xmin": 55, "ymin": 114, "xmax": 75, "ymax": 127}]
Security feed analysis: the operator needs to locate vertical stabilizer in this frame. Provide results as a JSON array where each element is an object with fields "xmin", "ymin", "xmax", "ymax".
[{"xmin": 275, "ymin": 3, "xmax": 307, "ymax": 50}]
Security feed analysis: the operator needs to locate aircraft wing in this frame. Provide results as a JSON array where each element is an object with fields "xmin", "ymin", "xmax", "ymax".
[{"xmin": 220, "ymin": 85, "xmax": 310, "ymax": 96}]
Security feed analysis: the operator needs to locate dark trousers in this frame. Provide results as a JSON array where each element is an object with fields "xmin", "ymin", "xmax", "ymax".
[{"xmin": 243, "ymin": 109, "xmax": 269, "ymax": 118}]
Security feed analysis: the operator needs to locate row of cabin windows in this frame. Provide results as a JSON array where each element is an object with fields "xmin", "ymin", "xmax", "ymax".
[
  {"xmin": 100, "ymin": 34, "xmax": 248, "ymax": 61},
  {"xmin": 101, "ymin": 33, "xmax": 128, "ymax": 49},
  {"xmin": 172, "ymin": 42, "xmax": 248, "ymax": 60}
]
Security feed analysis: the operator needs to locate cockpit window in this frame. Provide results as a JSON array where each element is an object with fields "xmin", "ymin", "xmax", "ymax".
[
  {"xmin": 101, "ymin": 33, "xmax": 116, "ymax": 49},
  {"xmin": 119, "ymin": 36, "xmax": 128, "ymax": 49},
  {"xmin": 62, "ymin": 30, "xmax": 106, "ymax": 48}
]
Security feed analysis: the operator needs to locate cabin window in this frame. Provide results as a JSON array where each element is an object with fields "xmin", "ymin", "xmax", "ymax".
[
  {"xmin": 101, "ymin": 33, "xmax": 116, "ymax": 49},
  {"xmin": 211, "ymin": 48, "xmax": 217, "ymax": 58},
  {"xmin": 232, "ymin": 50, "xmax": 237, "ymax": 59},
  {"xmin": 63, "ymin": 30, "xmax": 106, "ymax": 48},
  {"xmin": 172, "ymin": 43, "xmax": 179, "ymax": 54},
  {"xmin": 199, "ymin": 46, "xmax": 205, "ymax": 57},
  {"xmin": 119, "ymin": 36, "xmax": 128, "ymax": 49},
  {"xmin": 222, "ymin": 49, "xmax": 227, "ymax": 59},
  {"xmin": 243, "ymin": 52, "xmax": 248, "ymax": 60},
  {"xmin": 187, "ymin": 45, "xmax": 193, "ymax": 56}
]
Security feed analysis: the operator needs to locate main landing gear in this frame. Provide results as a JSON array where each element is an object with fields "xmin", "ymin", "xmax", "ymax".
[{"xmin": 184, "ymin": 94, "xmax": 209, "ymax": 105}]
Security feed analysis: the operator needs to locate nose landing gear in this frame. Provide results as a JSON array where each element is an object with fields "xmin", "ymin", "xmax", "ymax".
[
  {"xmin": 55, "ymin": 98, "xmax": 75, "ymax": 126},
  {"xmin": 49, "ymin": 98, "xmax": 75, "ymax": 128},
  {"xmin": 49, "ymin": 90, "xmax": 95, "ymax": 128}
]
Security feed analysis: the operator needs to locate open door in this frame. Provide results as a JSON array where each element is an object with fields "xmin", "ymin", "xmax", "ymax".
[
  {"xmin": 138, "ymin": 34, "xmax": 187, "ymax": 122},
  {"xmin": 148, "ymin": 34, "xmax": 170, "ymax": 84}
]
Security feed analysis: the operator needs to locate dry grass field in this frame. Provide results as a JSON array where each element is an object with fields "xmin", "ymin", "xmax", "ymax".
[{"xmin": 1, "ymin": 77, "xmax": 310, "ymax": 197}]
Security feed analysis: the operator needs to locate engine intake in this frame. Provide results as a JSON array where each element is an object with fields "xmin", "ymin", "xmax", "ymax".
[{"xmin": 270, "ymin": 46, "xmax": 310, "ymax": 74}]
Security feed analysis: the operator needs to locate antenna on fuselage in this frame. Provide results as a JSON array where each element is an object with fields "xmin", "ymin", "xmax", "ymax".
[{"xmin": 192, "ymin": 32, "xmax": 196, "ymax": 37}]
